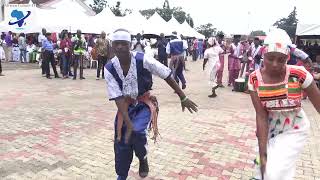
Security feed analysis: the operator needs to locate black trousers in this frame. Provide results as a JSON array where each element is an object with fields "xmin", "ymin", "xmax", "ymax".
[
  {"xmin": 43, "ymin": 50, "xmax": 58, "ymax": 78},
  {"xmin": 0, "ymin": 59, "xmax": 2, "ymax": 74},
  {"xmin": 97, "ymin": 55, "xmax": 108, "ymax": 78},
  {"xmin": 41, "ymin": 53, "xmax": 45, "ymax": 75},
  {"xmin": 73, "ymin": 55, "xmax": 84, "ymax": 79},
  {"xmin": 158, "ymin": 55, "xmax": 168, "ymax": 67}
]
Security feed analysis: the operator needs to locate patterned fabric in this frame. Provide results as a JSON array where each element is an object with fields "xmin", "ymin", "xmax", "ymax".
[
  {"xmin": 104, "ymin": 51, "xmax": 171, "ymax": 100},
  {"xmin": 249, "ymin": 65, "xmax": 313, "ymax": 179},
  {"xmin": 228, "ymin": 43, "xmax": 243, "ymax": 71},
  {"xmin": 263, "ymin": 28, "xmax": 291, "ymax": 56},
  {"xmin": 96, "ymin": 38, "xmax": 109, "ymax": 57},
  {"xmin": 248, "ymin": 65, "xmax": 313, "ymax": 111}
]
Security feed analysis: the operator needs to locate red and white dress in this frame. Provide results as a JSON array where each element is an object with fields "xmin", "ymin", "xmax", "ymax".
[{"xmin": 248, "ymin": 65, "xmax": 313, "ymax": 180}]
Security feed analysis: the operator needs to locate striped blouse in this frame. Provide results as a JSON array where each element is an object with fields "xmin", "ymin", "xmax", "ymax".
[{"xmin": 248, "ymin": 65, "xmax": 313, "ymax": 111}]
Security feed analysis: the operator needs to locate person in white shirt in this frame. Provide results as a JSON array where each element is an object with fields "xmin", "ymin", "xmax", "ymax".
[
  {"xmin": 104, "ymin": 29, "xmax": 197, "ymax": 180},
  {"xmin": 38, "ymin": 28, "xmax": 47, "ymax": 76},
  {"xmin": 203, "ymin": 37, "xmax": 224, "ymax": 98}
]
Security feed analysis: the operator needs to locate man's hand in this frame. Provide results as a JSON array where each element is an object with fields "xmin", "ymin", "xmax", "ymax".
[{"xmin": 181, "ymin": 98, "xmax": 198, "ymax": 113}]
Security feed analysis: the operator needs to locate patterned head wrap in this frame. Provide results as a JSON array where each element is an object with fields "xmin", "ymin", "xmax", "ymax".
[{"xmin": 263, "ymin": 28, "xmax": 292, "ymax": 55}]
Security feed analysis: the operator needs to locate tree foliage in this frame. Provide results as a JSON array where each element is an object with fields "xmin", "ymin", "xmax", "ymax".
[
  {"xmin": 89, "ymin": 0, "xmax": 107, "ymax": 14},
  {"xmin": 109, "ymin": 1, "xmax": 131, "ymax": 17},
  {"xmin": 273, "ymin": 7, "xmax": 298, "ymax": 38},
  {"xmin": 140, "ymin": 0, "xmax": 194, "ymax": 27},
  {"xmin": 250, "ymin": 30, "xmax": 266, "ymax": 36},
  {"xmin": 196, "ymin": 23, "xmax": 216, "ymax": 38}
]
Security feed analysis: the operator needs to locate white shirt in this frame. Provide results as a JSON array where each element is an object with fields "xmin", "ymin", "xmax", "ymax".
[
  {"xmin": 104, "ymin": 51, "xmax": 171, "ymax": 100},
  {"xmin": 38, "ymin": 34, "xmax": 46, "ymax": 44},
  {"xmin": 230, "ymin": 43, "xmax": 243, "ymax": 58},
  {"xmin": 204, "ymin": 46, "xmax": 224, "ymax": 60}
]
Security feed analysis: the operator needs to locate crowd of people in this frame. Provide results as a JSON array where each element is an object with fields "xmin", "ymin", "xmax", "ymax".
[{"xmin": 2, "ymin": 27, "xmax": 320, "ymax": 180}]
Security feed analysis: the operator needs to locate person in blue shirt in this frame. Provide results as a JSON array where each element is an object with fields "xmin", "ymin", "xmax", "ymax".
[
  {"xmin": 166, "ymin": 32, "xmax": 188, "ymax": 89},
  {"xmin": 42, "ymin": 33, "xmax": 59, "ymax": 79},
  {"xmin": 197, "ymin": 39, "xmax": 204, "ymax": 59}
]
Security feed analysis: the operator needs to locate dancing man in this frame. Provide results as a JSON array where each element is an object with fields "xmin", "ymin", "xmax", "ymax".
[{"xmin": 104, "ymin": 29, "xmax": 198, "ymax": 180}]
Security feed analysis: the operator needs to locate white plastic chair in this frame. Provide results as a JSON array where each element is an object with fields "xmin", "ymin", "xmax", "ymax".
[{"xmin": 90, "ymin": 54, "xmax": 98, "ymax": 69}]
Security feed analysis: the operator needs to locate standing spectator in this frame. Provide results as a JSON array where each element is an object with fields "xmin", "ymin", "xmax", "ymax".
[
  {"xmin": 192, "ymin": 38, "xmax": 198, "ymax": 61},
  {"xmin": 42, "ymin": 33, "xmax": 59, "ymax": 79},
  {"xmin": 38, "ymin": 28, "xmax": 47, "ymax": 76},
  {"xmin": 156, "ymin": 33, "xmax": 168, "ymax": 66},
  {"xmin": 72, "ymin": 30, "xmax": 86, "ymax": 80},
  {"xmin": 67, "ymin": 32, "xmax": 73, "ymax": 77},
  {"xmin": 197, "ymin": 39, "xmax": 204, "ymax": 59},
  {"xmin": 95, "ymin": 31, "xmax": 110, "ymax": 80},
  {"xmin": 228, "ymin": 35, "xmax": 244, "ymax": 87},
  {"xmin": 26, "ymin": 40, "xmax": 36, "ymax": 63},
  {"xmin": 217, "ymin": 34, "xmax": 226, "ymax": 87},
  {"xmin": 18, "ymin": 33, "xmax": 27, "ymax": 63},
  {"xmin": 4, "ymin": 31, "xmax": 13, "ymax": 62},
  {"xmin": 60, "ymin": 32, "xmax": 72, "ymax": 79},
  {"xmin": 0, "ymin": 35, "xmax": 4, "ymax": 76}
]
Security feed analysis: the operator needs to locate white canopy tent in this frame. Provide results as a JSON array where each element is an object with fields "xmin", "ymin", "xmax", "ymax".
[
  {"xmin": 47, "ymin": 0, "xmax": 96, "ymax": 33},
  {"xmin": 167, "ymin": 17, "xmax": 183, "ymax": 34},
  {"xmin": 296, "ymin": 24, "xmax": 320, "ymax": 36},
  {"xmin": 115, "ymin": 11, "xmax": 147, "ymax": 35},
  {"xmin": 180, "ymin": 21, "xmax": 205, "ymax": 39},
  {"xmin": 87, "ymin": 7, "xmax": 116, "ymax": 34},
  {"xmin": 0, "ymin": 2, "xmax": 206, "ymax": 39},
  {"xmin": 143, "ymin": 12, "xmax": 171, "ymax": 35},
  {"xmin": 296, "ymin": 17, "xmax": 320, "ymax": 36}
]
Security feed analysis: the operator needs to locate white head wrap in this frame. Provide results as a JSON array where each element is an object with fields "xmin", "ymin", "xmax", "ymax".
[
  {"xmin": 208, "ymin": 37, "xmax": 218, "ymax": 46},
  {"xmin": 111, "ymin": 29, "xmax": 131, "ymax": 42},
  {"xmin": 263, "ymin": 28, "xmax": 291, "ymax": 55}
]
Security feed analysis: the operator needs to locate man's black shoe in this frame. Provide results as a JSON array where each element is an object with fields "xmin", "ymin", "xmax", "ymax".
[{"xmin": 139, "ymin": 157, "xmax": 149, "ymax": 178}]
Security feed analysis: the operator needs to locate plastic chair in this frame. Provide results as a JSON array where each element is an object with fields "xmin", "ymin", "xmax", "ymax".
[{"xmin": 90, "ymin": 55, "xmax": 98, "ymax": 69}]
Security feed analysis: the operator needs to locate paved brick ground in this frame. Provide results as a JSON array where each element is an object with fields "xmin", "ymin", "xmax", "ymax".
[{"xmin": 0, "ymin": 58, "xmax": 319, "ymax": 180}]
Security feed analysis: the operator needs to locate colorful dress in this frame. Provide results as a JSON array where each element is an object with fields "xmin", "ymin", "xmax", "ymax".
[
  {"xmin": 228, "ymin": 43, "xmax": 244, "ymax": 85},
  {"xmin": 248, "ymin": 65, "xmax": 313, "ymax": 180},
  {"xmin": 104, "ymin": 51, "xmax": 171, "ymax": 180},
  {"xmin": 217, "ymin": 42, "xmax": 226, "ymax": 85},
  {"xmin": 204, "ymin": 46, "xmax": 224, "ymax": 86}
]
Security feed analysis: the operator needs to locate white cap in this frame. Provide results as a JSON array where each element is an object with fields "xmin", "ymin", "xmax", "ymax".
[{"xmin": 111, "ymin": 29, "xmax": 131, "ymax": 42}]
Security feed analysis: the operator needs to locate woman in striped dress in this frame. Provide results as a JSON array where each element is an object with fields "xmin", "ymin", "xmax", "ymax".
[{"xmin": 248, "ymin": 29, "xmax": 320, "ymax": 180}]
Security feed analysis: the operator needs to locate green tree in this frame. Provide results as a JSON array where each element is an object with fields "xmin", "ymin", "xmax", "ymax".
[
  {"xmin": 250, "ymin": 30, "xmax": 266, "ymax": 36},
  {"xmin": 196, "ymin": 23, "xmax": 216, "ymax": 38},
  {"xmin": 140, "ymin": 0, "xmax": 194, "ymax": 27},
  {"xmin": 216, "ymin": 31, "xmax": 225, "ymax": 37},
  {"xmin": 89, "ymin": 0, "xmax": 107, "ymax": 14},
  {"xmin": 139, "ymin": 9, "xmax": 156, "ymax": 19},
  {"xmin": 110, "ymin": 1, "xmax": 131, "ymax": 17},
  {"xmin": 273, "ymin": 7, "xmax": 298, "ymax": 38}
]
